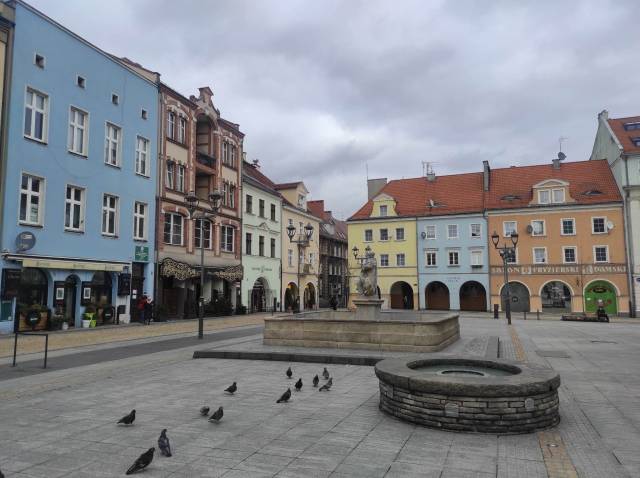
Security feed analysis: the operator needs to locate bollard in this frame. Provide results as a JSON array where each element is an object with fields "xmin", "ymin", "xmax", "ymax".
[
  {"xmin": 524, "ymin": 311, "xmax": 527, "ymax": 320},
  {"xmin": 493, "ymin": 304, "xmax": 499, "ymax": 319},
  {"xmin": 536, "ymin": 309, "xmax": 540, "ymax": 320}
]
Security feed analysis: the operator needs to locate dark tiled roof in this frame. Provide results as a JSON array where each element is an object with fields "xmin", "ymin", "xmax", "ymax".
[
  {"xmin": 242, "ymin": 161, "xmax": 280, "ymax": 196},
  {"xmin": 274, "ymin": 182, "xmax": 303, "ymax": 190},
  {"xmin": 607, "ymin": 116, "xmax": 640, "ymax": 154}
]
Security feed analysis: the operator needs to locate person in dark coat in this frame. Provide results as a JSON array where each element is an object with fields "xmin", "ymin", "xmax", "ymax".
[
  {"xmin": 143, "ymin": 296, "xmax": 153, "ymax": 325},
  {"xmin": 329, "ymin": 295, "xmax": 338, "ymax": 311}
]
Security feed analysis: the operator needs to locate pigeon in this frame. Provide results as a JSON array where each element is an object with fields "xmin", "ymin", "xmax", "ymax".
[
  {"xmin": 286, "ymin": 367, "xmax": 293, "ymax": 379},
  {"xmin": 126, "ymin": 447, "xmax": 154, "ymax": 475},
  {"xmin": 295, "ymin": 378, "xmax": 303, "ymax": 391},
  {"xmin": 225, "ymin": 382, "xmax": 237, "ymax": 394},
  {"xmin": 322, "ymin": 368, "xmax": 330, "ymax": 380},
  {"xmin": 158, "ymin": 429, "xmax": 172, "ymax": 457},
  {"xmin": 200, "ymin": 406, "xmax": 210, "ymax": 416},
  {"xmin": 209, "ymin": 406, "xmax": 224, "ymax": 422},
  {"xmin": 117, "ymin": 409, "xmax": 136, "ymax": 425},
  {"xmin": 277, "ymin": 388, "xmax": 292, "ymax": 403},
  {"xmin": 319, "ymin": 377, "xmax": 333, "ymax": 391},
  {"xmin": 312, "ymin": 374, "xmax": 319, "ymax": 387},
  {"xmin": 0, "ymin": 468, "xmax": 4, "ymax": 478}
]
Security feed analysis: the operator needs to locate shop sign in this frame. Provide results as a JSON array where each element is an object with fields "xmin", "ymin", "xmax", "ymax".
[
  {"xmin": 117, "ymin": 273, "xmax": 131, "ymax": 296},
  {"xmin": 134, "ymin": 246, "xmax": 149, "ymax": 262},
  {"xmin": 54, "ymin": 281, "xmax": 65, "ymax": 305},
  {"xmin": 15, "ymin": 231, "xmax": 36, "ymax": 252},
  {"xmin": 490, "ymin": 263, "xmax": 627, "ymax": 275}
]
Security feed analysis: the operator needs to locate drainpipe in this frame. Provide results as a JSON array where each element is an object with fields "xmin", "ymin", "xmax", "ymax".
[{"xmin": 623, "ymin": 155, "xmax": 636, "ymax": 317}]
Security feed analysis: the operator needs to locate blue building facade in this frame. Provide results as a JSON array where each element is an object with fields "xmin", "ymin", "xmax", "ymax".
[
  {"xmin": 417, "ymin": 214, "xmax": 490, "ymax": 311},
  {"xmin": 0, "ymin": 1, "xmax": 158, "ymax": 333}
]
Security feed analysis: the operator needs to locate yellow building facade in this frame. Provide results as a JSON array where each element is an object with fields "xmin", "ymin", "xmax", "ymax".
[{"xmin": 348, "ymin": 193, "xmax": 418, "ymax": 309}]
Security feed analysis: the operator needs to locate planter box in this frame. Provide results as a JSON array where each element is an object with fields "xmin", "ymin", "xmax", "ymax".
[{"xmin": 18, "ymin": 311, "xmax": 49, "ymax": 332}]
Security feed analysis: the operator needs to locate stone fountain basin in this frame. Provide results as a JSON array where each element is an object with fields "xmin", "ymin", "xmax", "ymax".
[{"xmin": 376, "ymin": 357, "xmax": 560, "ymax": 434}]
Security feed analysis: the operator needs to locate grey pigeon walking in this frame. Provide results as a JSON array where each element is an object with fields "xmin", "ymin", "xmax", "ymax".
[
  {"xmin": 312, "ymin": 374, "xmax": 319, "ymax": 387},
  {"xmin": 158, "ymin": 429, "xmax": 172, "ymax": 457},
  {"xmin": 209, "ymin": 406, "xmax": 224, "ymax": 422},
  {"xmin": 319, "ymin": 377, "xmax": 333, "ymax": 391},
  {"xmin": 295, "ymin": 378, "xmax": 303, "ymax": 391},
  {"xmin": 0, "ymin": 467, "xmax": 4, "ymax": 478},
  {"xmin": 322, "ymin": 368, "xmax": 330, "ymax": 380},
  {"xmin": 277, "ymin": 388, "xmax": 292, "ymax": 403},
  {"xmin": 117, "ymin": 409, "xmax": 136, "ymax": 425},
  {"xmin": 286, "ymin": 366, "xmax": 293, "ymax": 379},
  {"xmin": 225, "ymin": 382, "xmax": 237, "ymax": 394},
  {"xmin": 200, "ymin": 406, "xmax": 210, "ymax": 416},
  {"xmin": 126, "ymin": 447, "xmax": 154, "ymax": 474}
]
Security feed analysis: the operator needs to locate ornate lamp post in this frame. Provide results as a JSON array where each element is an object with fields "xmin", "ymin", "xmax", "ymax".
[
  {"xmin": 185, "ymin": 189, "xmax": 222, "ymax": 338},
  {"xmin": 286, "ymin": 222, "xmax": 314, "ymax": 312},
  {"xmin": 491, "ymin": 230, "xmax": 519, "ymax": 325}
]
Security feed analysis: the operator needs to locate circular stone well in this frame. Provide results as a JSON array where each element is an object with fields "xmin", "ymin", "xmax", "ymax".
[{"xmin": 375, "ymin": 357, "xmax": 560, "ymax": 434}]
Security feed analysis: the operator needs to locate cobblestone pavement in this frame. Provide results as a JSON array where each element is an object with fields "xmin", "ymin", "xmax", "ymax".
[
  {"xmin": 0, "ymin": 318, "xmax": 638, "ymax": 477},
  {"xmin": 0, "ymin": 313, "xmax": 270, "ymax": 359}
]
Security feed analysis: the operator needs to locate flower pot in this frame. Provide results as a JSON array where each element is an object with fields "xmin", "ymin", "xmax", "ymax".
[
  {"xmin": 62, "ymin": 322, "xmax": 69, "ymax": 331},
  {"xmin": 82, "ymin": 319, "xmax": 91, "ymax": 328}
]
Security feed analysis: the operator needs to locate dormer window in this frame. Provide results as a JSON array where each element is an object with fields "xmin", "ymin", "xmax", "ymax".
[
  {"xmin": 379, "ymin": 205, "xmax": 388, "ymax": 217},
  {"xmin": 552, "ymin": 188, "xmax": 565, "ymax": 203},
  {"xmin": 538, "ymin": 188, "xmax": 565, "ymax": 204},
  {"xmin": 623, "ymin": 122, "xmax": 640, "ymax": 131},
  {"xmin": 297, "ymin": 194, "xmax": 305, "ymax": 207},
  {"xmin": 632, "ymin": 137, "xmax": 640, "ymax": 147},
  {"xmin": 538, "ymin": 190, "xmax": 550, "ymax": 204}
]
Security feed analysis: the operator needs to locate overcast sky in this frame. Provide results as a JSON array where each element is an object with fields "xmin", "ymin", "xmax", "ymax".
[{"xmin": 30, "ymin": 0, "xmax": 639, "ymax": 219}]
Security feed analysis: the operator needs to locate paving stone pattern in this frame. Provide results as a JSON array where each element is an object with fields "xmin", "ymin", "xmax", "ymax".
[{"xmin": 0, "ymin": 317, "xmax": 636, "ymax": 477}]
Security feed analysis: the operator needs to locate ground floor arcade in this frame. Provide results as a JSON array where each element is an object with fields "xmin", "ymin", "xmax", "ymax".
[
  {"xmin": 281, "ymin": 272, "xmax": 318, "ymax": 312},
  {"xmin": 418, "ymin": 273, "xmax": 490, "ymax": 311}
]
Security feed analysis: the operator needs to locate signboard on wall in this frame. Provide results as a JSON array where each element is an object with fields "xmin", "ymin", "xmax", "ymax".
[
  {"xmin": 81, "ymin": 281, "xmax": 92, "ymax": 305},
  {"xmin": 490, "ymin": 263, "xmax": 627, "ymax": 275},
  {"xmin": 117, "ymin": 273, "xmax": 131, "ymax": 296},
  {"xmin": 54, "ymin": 281, "xmax": 65, "ymax": 306},
  {"xmin": 134, "ymin": 246, "xmax": 149, "ymax": 262},
  {"xmin": 1, "ymin": 269, "xmax": 21, "ymax": 299}
]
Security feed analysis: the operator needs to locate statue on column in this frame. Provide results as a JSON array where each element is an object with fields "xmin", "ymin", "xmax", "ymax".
[{"xmin": 356, "ymin": 248, "xmax": 378, "ymax": 297}]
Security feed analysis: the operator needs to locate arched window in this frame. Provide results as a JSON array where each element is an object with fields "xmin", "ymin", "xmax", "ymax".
[
  {"xmin": 91, "ymin": 271, "xmax": 113, "ymax": 306},
  {"xmin": 17, "ymin": 268, "xmax": 48, "ymax": 311}
]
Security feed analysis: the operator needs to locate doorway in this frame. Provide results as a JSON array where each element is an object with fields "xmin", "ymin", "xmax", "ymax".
[
  {"xmin": 426, "ymin": 281, "xmax": 450, "ymax": 310},
  {"xmin": 501, "ymin": 282, "xmax": 530, "ymax": 313},
  {"xmin": 459, "ymin": 281, "xmax": 487, "ymax": 311},
  {"xmin": 63, "ymin": 275, "xmax": 78, "ymax": 326},
  {"xmin": 390, "ymin": 281, "xmax": 414, "ymax": 309}
]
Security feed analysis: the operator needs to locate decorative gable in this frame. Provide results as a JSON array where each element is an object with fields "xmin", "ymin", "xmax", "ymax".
[
  {"xmin": 529, "ymin": 179, "xmax": 575, "ymax": 206},
  {"xmin": 370, "ymin": 193, "xmax": 398, "ymax": 218}
]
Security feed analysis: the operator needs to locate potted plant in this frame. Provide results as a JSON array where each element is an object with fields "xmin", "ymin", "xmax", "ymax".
[
  {"xmin": 83, "ymin": 304, "xmax": 96, "ymax": 328},
  {"xmin": 49, "ymin": 314, "xmax": 64, "ymax": 331},
  {"xmin": 62, "ymin": 317, "xmax": 70, "ymax": 330},
  {"xmin": 19, "ymin": 303, "xmax": 49, "ymax": 331}
]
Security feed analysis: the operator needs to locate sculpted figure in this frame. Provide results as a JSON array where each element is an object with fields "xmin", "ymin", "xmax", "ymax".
[{"xmin": 356, "ymin": 250, "xmax": 378, "ymax": 297}]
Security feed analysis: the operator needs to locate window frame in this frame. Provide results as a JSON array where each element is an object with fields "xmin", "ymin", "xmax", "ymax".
[
  {"xmin": 425, "ymin": 225, "xmax": 436, "ymax": 240},
  {"xmin": 538, "ymin": 189, "xmax": 550, "ymax": 204},
  {"xmin": 503, "ymin": 221, "xmax": 517, "ymax": 237},
  {"xmin": 175, "ymin": 164, "xmax": 185, "ymax": 192},
  {"xmin": 246, "ymin": 195, "xmax": 253, "ymax": 214},
  {"xmin": 101, "ymin": 193, "xmax": 119, "ymax": 237},
  {"xmin": 68, "ymin": 106, "xmax": 89, "ymax": 157},
  {"xmin": 163, "ymin": 212, "xmax": 184, "ymax": 246},
  {"xmin": 380, "ymin": 254, "xmax": 389, "ymax": 267},
  {"xmin": 379, "ymin": 205, "xmax": 388, "ymax": 217},
  {"xmin": 104, "ymin": 122, "xmax": 122, "ymax": 167},
  {"xmin": 505, "ymin": 247, "xmax": 518, "ymax": 264},
  {"xmin": 167, "ymin": 111, "xmax": 175, "ymax": 140},
  {"xmin": 448, "ymin": 250, "xmax": 460, "ymax": 266},
  {"xmin": 379, "ymin": 228, "xmax": 389, "ymax": 241},
  {"xmin": 531, "ymin": 219, "xmax": 545, "ymax": 237},
  {"xmin": 178, "ymin": 116, "xmax": 187, "ymax": 144},
  {"xmin": 133, "ymin": 201, "xmax": 147, "ymax": 241},
  {"xmin": 592, "ymin": 216, "xmax": 607, "ymax": 234},
  {"xmin": 19, "ymin": 173, "xmax": 45, "ymax": 226},
  {"xmin": 270, "ymin": 238, "xmax": 276, "ymax": 258},
  {"xmin": 270, "ymin": 203, "xmax": 276, "ymax": 221},
  {"xmin": 364, "ymin": 229, "xmax": 373, "ymax": 242},
  {"xmin": 562, "ymin": 246, "xmax": 577, "ymax": 264},
  {"xmin": 552, "ymin": 188, "xmax": 565, "ymax": 203},
  {"xmin": 470, "ymin": 223, "xmax": 481, "ymax": 239},
  {"xmin": 165, "ymin": 162, "xmax": 175, "ymax": 190},
  {"xmin": 221, "ymin": 225, "xmax": 235, "ymax": 252},
  {"xmin": 396, "ymin": 253, "xmax": 405, "ymax": 266},
  {"xmin": 64, "ymin": 184, "xmax": 85, "ymax": 232},
  {"xmin": 259, "ymin": 199, "xmax": 265, "ymax": 218},
  {"xmin": 425, "ymin": 249, "xmax": 437, "ymax": 267},
  {"xmin": 258, "ymin": 235, "xmax": 265, "ymax": 256},
  {"xmin": 194, "ymin": 218, "xmax": 212, "ymax": 249},
  {"xmin": 447, "ymin": 224, "xmax": 458, "ymax": 239},
  {"xmin": 532, "ymin": 247, "xmax": 547, "ymax": 264},
  {"xmin": 561, "ymin": 218, "xmax": 575, "ymax": 236},
  {"xmin": 395, "ymin": 227, "xmax": 405, "ymax": 241},
  {"xmin": 593, "ymin": 245, "xmax": 609, "ymax": 263},
  {"xmin": 24, "ymin": 86, "xmax": 49, "ymax": 143},
  {"xmin": 135, "ymin": 135, "xmax": 151, "ymax": 177},
  {"xmin": 470, "ymin": 249, "xmax": 483, "ymax": 266},
  {"xmin": 288, "ymin": 249, "xmax": 293, "ymax": 267}
]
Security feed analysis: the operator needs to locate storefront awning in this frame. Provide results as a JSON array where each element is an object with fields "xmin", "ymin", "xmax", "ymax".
[
  {"xmin": 18, "ymin": 257, "xmax": 126, "ymax": 272},
  {"xmin": 206, "ymin": 264, "xmax": 244, "ymax": 281},
  {"xmin": 160, "ymin": 258, "xmax": 200, "ymax": 280}
]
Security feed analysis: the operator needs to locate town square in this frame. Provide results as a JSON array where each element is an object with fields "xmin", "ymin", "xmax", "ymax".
[{"xmin": 0, "ymin": 1, "xmax": 639, "ymax": 477}]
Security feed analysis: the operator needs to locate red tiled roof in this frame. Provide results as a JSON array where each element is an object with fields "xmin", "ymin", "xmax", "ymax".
[
  {"xmin": 242, "ymin": 161, "xmax": 279, "ymax": 194},
  {"xmin": 349, "ymin": 172, "xmax": 485, "ymax": 220},
  {"xmin": 274, "ymin": 181, "xmax": 303, "ymax": 190},
  {"xmin": 485, "ymin": 159, "xmax": 621, "ymax": 210},
  {"xmin": 307, "ymin": 200, "xmax": 325, "ymax": 220},
  {"xmin": 607, "ymin": 116, "xmax": 640, "ymax": 154}
]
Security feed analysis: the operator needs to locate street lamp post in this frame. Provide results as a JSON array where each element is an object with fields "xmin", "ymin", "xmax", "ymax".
[
  {"xmin": 286, "ymin": 222, "xmax": 314, "ymax": 312},
  {"xmin": 185, "ymin": 189, "xmax": 222, "ymax": 339},
  {"xmin": 491, "ymin": 230, "xmax": 519, "ymax": 325}
]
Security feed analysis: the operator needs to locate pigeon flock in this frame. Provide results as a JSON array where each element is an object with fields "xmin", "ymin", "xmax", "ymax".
[{"xmin": 118, "ymin": 367, "xmax": 333, "ymax": 474}]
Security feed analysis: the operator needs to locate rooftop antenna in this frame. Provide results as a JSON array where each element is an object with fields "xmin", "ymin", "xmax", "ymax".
[
  {"xmin": 365, "ymin": 161, "xmax": 369, "ymax": 180},
  {"xmin": 422, "ymin": 161, "xmax": 435, "ymax": 177},
  {"xmin": 559, "ymin": 136, "xmax": 568, "ymax": 154}
]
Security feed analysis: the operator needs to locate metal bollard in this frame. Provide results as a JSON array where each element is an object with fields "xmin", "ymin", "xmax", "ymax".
[
  {"xmin": 493, "ymin": 304, "xmax": 499, "ymax": 319},
  {"xmin": 524, "ymin": 311, "xmax": 527, "ymax": 320},
  {"xmin": 536, "ymin": 309, "xmax": 540, "ymax": 320},
  {"xmin": 198, "ymin": 317, "xmax": 203, "ymax": 339}
]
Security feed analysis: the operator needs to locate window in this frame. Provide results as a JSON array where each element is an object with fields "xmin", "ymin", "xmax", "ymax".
[
  {"xmin": 111, "ymin": 93, "xmax": 119, "ymax": 105},
  {"xmin": 471, "ymin": 250, "xmax": 483, "ymax": 266},
  {"xmin": 229, "ymin": 184, "xmax": 236, "ymax": 209},
  {"xmin": 222, "ymin": 182, "xmax": 229, "ymax": 207},
  {"xmin": 379, "ymin": 205, "xmax": 388, "ymax": 217},
  {"xmin": 396, "ymin": 228, "xmax": 405, "ymax": 240},
  {"xmin": 552, "ymin": 188, "xmax": 565, "ymax": 203},
  {"xmin": 176, "ymin": 165, "xmax": 185, "ymax": 192},
  {"xmin": 594, "ymin": 246, "xmax": 608, "ymax": 263},
  {"xmin": 447, "ymin": 224, "xmax": 458, "ymax": 239},
  {"xmin": 299, "ymin": 249, "xmax": 304, "ymax": 265},
  {"xmin": 141, "ymin": 109, "xmax": 148, "ymax": 120},
  {"xmin": 19, "ymin": 174, "xmax": 43, "ymax": 225},
  {"xmin": 505, "ymin": 248, "xmax": 517, "ymax": 264},
  {"xmin": 194, "ymin": 219, "xmax": 211, "ymax": 249},
  {"xmin": 309, "ymin": 252, "xmax": 315, "ymax": 264},
  {"xmin": 533, "ymin": 247, "xmax": 547, "ymax": 264},
  {"xmin": 245, "ymin": 195, "xmax": 254, "ymax": 213},
  {"xmin": 380, "ymin": 254, "xmax": 389, "ymax": 267},
  {"xmin": 270, "ymin": 203, "xmax": 276, "ymax": 221},
  {"xmin": 425, "ymin": 225, "xmax": 436, "ymax": 239},
  {"xmin": 133, "ymin": 202, "xmax": 147, "ymax": 240},
  {"xmin": 503, "ymin": 221, "xmax": 517, "ymax": 237},
  {"xmin": 364, "ymin": 229, "xmax": 373, "ymax": 242},
  {"xmin": 221, "ymin": 226, "xmax": 234, "ymax": 252},
  {"xmin": 288, "ymin": 249, "xmax": 293, "ymax": 267},
  {"xmin": 245, "ymin": 233, "xmax": 252, "ymax": 254},
  {"xmin": 101, "ymin": 194, "xmax": 119, "ymax": 236},
  {"xmin": 76, "ymin": 76, "xmax": 85, "ymax": 88},
  {"xmin": 24, "ymin": 88, "xmax": 48, "ymax": 142},
  {"xmin": 538, "ymin": 190, "xmax": 550, "ymax": 204},
  {"xmin": 34, "ymin": 53, "xmax": 45, "ymax": 68},
  {"xmin": 135, "ymin": 136, "xmax": 150, "ymax": 176},
  {"xmin": 426, "ymin": 250, "xmax": 437, "ymax": 266},
  {"xmin": 623, "ymin": 122, "xmax": 640, "ymax": 131},
  {"xmin": 166, "ymin": 162, "xmax": 175, "ymax": 189},
  {"xmin": 563, "ymin": 246, "xmax": 576, "ymax": 264},
  {"xmin": 633, "ymin": 138, "xmax": 640, "ymax": 147},
  {"xmin": 470, "ymin": 223, "xmax": 481, "ymax": 238},
  {"xmin": 68, "ymin": 107, "xmax": 88, "ymax": 155},
  {"xmin": 178, "ymin": 117, "xmax": 187, "ymax": 144},
  {"xmin": 592, "ymin": 217, "xmax": 606, "ymax": 234},
  {"xmin": 259, "ymin": 199, "xmax": 265, "ymax": 217},
  {"xmin": 271, "ymin": 238, "xmax": 276, "ymax": 258},
  {"xmin": 561, "ymin": 218, "xmax": 575, "ymax": 235},
  {"xmin": 380, "ymin": 229, "xmax": 389, "ymax": 241},
  {"xmin": 531, "ymin": 220, "xmax": 545, "ymax": 236},
  {"xmin": 167, "ymin": 111, "xmax": 175, "ymax": 139},
  {"xmin": 396, "ymin": 253, "xmax": 405, "ymax": 266},
  {"xmin": 163, "ymin": 213, "xmax": 183, "ymax": 245},
  {"xmin": 104, "ymin": 123, "xmax": 121, "ymax": 166},
  {"xmin": 259, "ymin": 235, "xmax": 265, "ymax": 256},
  {"xmin": 297, "ymin": 194, "xmax": 305, "ymax": 207},
  {"xmin": 448, "ymin": 250, "xmax": 459, "ymax": 266},
  {"xmin": 65, "ymin": 185, "xmax": 84, "ymax": 232}
]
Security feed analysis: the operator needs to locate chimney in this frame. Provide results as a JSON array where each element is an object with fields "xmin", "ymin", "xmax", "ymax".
[
  {"xmin": 367, "ymin": 178, "xmax": 387, "ymax": 200},
  {"xmin": 598, "ymin": 109, "xmax": 609, "ymax": 121},
  {"xmin": 553, "ymin": 151, "xmax": 566, "ymax": 169},
  {"xmin": 252, "ymin": 158, "xmax": 260, "ymax": 169},
  {"xmin": 426, "ymin": 171, "xmax": 436, "ymax": 182},
  {"xmin": 482, "ymin": 160, "xmax": 490, "ymax": 191}
]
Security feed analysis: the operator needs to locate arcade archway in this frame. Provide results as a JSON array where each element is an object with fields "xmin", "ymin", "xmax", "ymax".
[{"xmin": 426, "ymin": 281, "xmax": 450, "ymax": 310}]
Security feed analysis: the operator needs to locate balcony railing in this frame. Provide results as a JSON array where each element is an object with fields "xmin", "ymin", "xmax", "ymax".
[{"xmin": 196, "ymin": 151, "xmax": 216, "ymax": 169}]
